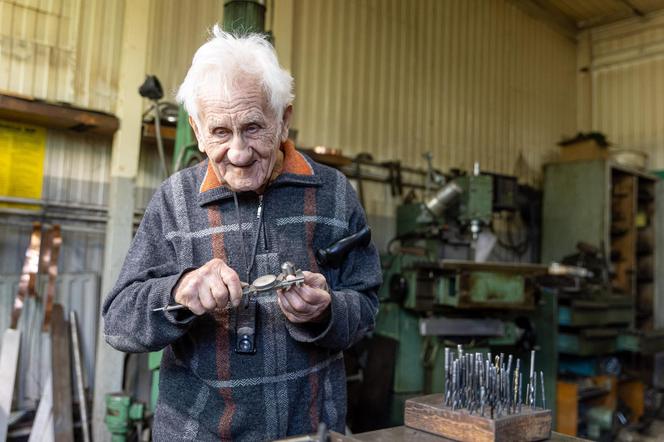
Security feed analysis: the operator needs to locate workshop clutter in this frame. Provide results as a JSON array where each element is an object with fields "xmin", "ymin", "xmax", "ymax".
[{"xmin": 0, "ymin": 224, "xmax": 92, "ymax": 441}]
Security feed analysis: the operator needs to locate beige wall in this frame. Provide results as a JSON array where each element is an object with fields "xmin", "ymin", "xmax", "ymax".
[
  {"xmin": 288, "ymin": 0, "xmax": 578, "ymax": 190},
  {"xmin": 587, "ymin": 10, "xmax": 664, "ymax": 170},
  {"xmin": 146, "ymin": 0, "xmax": 225, "ymax": 102},
  {"xmin": 0, "ymin": 0, "xmax": 224, "ymax": 113},
  {"xmin": 0, "ymin": 0, "xmax": 124, "ymax": 113},
  {"xmin": 1, "ymin": 0, "xmax": 578, "ymax": 195}
]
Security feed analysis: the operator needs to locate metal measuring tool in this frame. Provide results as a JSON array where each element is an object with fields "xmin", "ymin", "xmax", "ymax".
[{"xmin": 152, "ymin": 261, "xmax": 305, "ymax": 313}]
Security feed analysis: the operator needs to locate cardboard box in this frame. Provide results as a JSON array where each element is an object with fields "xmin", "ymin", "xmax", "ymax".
[{"xmin": 559, "ymin": 139, "xmax": 609, "ymax": 163}]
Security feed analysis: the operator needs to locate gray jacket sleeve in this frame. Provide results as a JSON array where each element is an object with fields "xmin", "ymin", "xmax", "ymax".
[
  {"xmin": 285, "ymin": 182, "xmax": 382, "ymax": 350},
  {"xmin": 102, "ymin": 185, "xmax": 195, "ymax": 353}
]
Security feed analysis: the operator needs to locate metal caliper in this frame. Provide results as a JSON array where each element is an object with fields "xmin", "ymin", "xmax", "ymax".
[
  {"xmin": 153, "ymin": 261, "xmax": 304, "ymax": 355},
  {"xmin": 152, "ymin": 261, "xmax": 304, "ymax": 313}
]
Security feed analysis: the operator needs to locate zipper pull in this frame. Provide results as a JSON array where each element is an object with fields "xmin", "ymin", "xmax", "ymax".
[{"xmin": 256, "ymin": 195, "xmax": 263, "ymax": 219}]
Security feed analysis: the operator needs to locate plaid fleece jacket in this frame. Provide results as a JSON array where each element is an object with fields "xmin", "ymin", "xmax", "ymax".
[{"xmin": 102, "ymin": 140, "xmax": 382, "ymax": 441}]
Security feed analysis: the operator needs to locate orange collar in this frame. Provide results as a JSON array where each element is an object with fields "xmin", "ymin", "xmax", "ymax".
[{"xmin": 199, "ymin": 139, "xmax": 313, "ymax": 194}]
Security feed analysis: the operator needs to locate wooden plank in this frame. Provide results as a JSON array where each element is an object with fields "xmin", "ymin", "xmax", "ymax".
[
  {"xmin": 42, "ymin": 226, "xmax": 62, "ymax": 331},
  {"xmin": 0, "ymin": 329, "xmax": 21, "ymax": 442},
  {"xmin": 0, "ymin": 93, "xmax": 119, "ymax": 137},
  {"xmin": 404, "ymin": 394, "xmax": 552, "ymax": 442},
  {"xmin": 51, "ymin": 304, "xmax": 73, "ymax": 442},
  {"xmin": 589, "ymin": 376, "xmax": 617, "ymax": 409},
  {"xmin": 617, "ymin": 380, "xmax": 644, "ymax": 423},
  {"xmin": 142, "ymin": 122, "xmax": 176, "ymax": 145},
  {"xmin": 338, "ymin": 426, "xmax": 588, "ymax": 442},
  {"xmin": 556, "ymin": 382, "xmax": 577, "ymax": 436},
  {"xmin": 610, "ymin": 172, "xmax": 637, "ymax": 296}
]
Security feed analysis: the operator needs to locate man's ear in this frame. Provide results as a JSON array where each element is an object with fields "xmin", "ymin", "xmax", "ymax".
[
  {"xmin": 189, "ymin": 116, "xmax": 206, "ymax": 153},
  {"xmin": 279, "ymin": 105, "xmax": 293, "ymax": 143}
]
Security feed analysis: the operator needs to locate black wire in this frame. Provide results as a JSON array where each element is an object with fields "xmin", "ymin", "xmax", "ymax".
[{"xmin": 233, "ymin": 192, "xmax": 250, "ymax": 282}]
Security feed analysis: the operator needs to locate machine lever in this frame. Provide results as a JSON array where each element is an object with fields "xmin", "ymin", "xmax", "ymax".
[{"xmin": 316, "ymin": 226, "xmax": 371, "ymax": 269}]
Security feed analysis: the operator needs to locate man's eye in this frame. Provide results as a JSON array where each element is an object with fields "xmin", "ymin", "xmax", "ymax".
[
  {"xmin": 213, "ymin": 128, "xmax": 230, "ymax": 136},
  {"xmin": 246, "ymin": 124, "xmax": 260, "ymax": 134}
]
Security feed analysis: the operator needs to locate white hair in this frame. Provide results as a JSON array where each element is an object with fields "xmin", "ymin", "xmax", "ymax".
[{"xmin": 176, "ymin": 25, "xmax": 294, "ymax": 124}]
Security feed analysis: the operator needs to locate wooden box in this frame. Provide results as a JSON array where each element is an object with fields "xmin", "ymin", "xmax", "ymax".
[{"xmin": 404, "ymin": 394, "xmax": 552, "ymax": 442}]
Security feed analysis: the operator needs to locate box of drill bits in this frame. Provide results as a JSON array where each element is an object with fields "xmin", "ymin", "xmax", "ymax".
[{"xmin": 404, "ymin": 347, "xmax": 551, "ymax": 442}]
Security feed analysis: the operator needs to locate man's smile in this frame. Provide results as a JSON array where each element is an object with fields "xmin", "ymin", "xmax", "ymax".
[{"xmin": 228, "ymin": 160, "xmax": 257, "ymax": 169}]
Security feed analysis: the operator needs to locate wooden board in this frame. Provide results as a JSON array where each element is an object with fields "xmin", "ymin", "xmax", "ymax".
[
  {"xmin": 610, "ymin": 172, "xmax": 636, "ymax": 296},
  {"xmin": 0, "ymin": 93, "xmax": 119, "ymax": 136},
  {"xmin": 51, "ymin": 304, "xmax": 73, "ymax": 442},
  {"xmin": 617, "ymin": 380, "xmax": 644, "ymax": 423},
  {"xmin": 42, "ymin": 225, "xmax": 62, "ymax": 331},
  {"xmin": 404, "ymin": 394, "xmax": 552, "ymax": 442},
  {"xmin": 556, "ymin": 382, "xmax": 578, "ymax": 436},
  {"xmin": 335, "ymin": 426, "xmax": 588, "ymax": 442},
  {"xmin": 0, "ymin": 329, "xmax": 21, "ymax": 442}
]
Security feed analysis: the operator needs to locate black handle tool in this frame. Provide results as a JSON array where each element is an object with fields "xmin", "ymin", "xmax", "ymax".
[{"xmin": 316, "ymin": 226, "xmax": 371, "ymax": 268}]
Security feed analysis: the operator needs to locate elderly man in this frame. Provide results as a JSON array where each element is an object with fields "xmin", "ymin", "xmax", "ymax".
[{"xmin": 102, "ymin": 27, "xmax": 381, "ymax": 441}]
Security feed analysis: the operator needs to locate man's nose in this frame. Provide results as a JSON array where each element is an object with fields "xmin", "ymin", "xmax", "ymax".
[{"xmin": 226, "ymin": 134, "xmax": 253, "ymax": 165}]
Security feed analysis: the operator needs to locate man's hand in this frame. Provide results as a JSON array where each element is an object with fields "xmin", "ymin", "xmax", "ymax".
[
  {"xmin": 277, "ymin": 271, "xmax": 331, "ymax": 323},
  {"xmin": 173, "ymin": 258, "xmax": 243, "ymax": 315}
]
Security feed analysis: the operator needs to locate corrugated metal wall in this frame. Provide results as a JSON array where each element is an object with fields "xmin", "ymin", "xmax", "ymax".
[
  {"xmin": 3, "ymin": 0, "xmax": 580, "ymax": 217},
  {"xmin": 590, "ymin": 11, "xmax": 664, "ymax": 170},
  {"xmin": 0, "ymin": 0, "xmax": 124, "ymax": 113},
  {"xmin": 146, "ymin": 0, "xmax": 225, "ymax": 101},
  {"xmin": 290, "ymin": 0, "xmax": 577, "ymax": 203},
  {"xmin": 0, "ymin": 0, "xmax": 223, "ymax": 112}
]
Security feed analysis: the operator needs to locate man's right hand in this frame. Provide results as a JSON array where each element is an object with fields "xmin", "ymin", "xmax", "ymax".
[{"xmin": 172, "ymin": 258, "xmax": 243, "ymax": 315}]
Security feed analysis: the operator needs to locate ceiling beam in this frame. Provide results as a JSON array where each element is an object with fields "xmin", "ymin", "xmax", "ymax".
[{"xmin": 509, "ymin": 0, "xmax": 578, "ymax": 40}]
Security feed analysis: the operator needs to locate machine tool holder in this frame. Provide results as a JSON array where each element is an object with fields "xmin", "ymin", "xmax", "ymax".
[
  {"xmin": 404, "ymin": 394, "xmax": 552, "ymax": 442},
  {"xmin": 413, "ymin": 346, "xmax": 552, "ymax": 441}
]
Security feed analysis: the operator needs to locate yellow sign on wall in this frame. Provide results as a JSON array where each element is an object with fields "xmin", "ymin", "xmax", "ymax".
[{"xmin": 0, "ymin": 120, "xmax": 47, "ymax": 207}]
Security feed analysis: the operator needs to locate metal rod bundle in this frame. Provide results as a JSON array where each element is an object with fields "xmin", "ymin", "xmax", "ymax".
[{"xmin": 443, "ymin": 346, "xmax": 547, "ymax": 417}]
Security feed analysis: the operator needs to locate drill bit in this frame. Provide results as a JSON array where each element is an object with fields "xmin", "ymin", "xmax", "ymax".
[
  {"xmin": 480, "ymin": 385, "xmax": 486, "ymax": 417},
  {"xmin": 444, "ymin": 347, "xmax": 451, "ymax": 406},
  {"xmin": 503, "ymin": 368, "xmax": 508, "ymax": 416},
  {"xmin": 518, "ymin": 372, "xmax": 523, "ymax": 413},
  {"xmin": 506, "ymin": 355, "xmax": 513, "ymax": 412},
  {"xmin": 452, "ymin": 359, "xmax": 459, "ymax": 410},
  {"xmin": 513, "ymin": 366, "xmax": 519, "ymax": 414},
  {"xmin": 529, "ymin": 350, "xmax": 535, "ymax": 407},
  {"xmin": 441, "ymin": 347, "xmax": 546, "ymax": 417},
  {"xmin": 532, "ymin": 371, "xmax": 537, "ymax": 410},
  {"xmin": 540, "ymin": 370, "xmax": 546, "ymax": 409}
]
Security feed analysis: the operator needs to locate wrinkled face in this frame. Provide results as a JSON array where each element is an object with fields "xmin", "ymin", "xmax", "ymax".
[{"xmin": 190, "ymin": 77, "xmax": 291, "ymax": 192}]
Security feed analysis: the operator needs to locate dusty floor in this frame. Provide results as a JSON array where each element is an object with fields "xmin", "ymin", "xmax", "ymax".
[{"xmin": 617, "ymin": 420, "xmax": 664, "ymax": 441}]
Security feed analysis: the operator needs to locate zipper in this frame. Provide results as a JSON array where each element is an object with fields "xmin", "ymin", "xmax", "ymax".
[
  {"xmin": 256, "ymin": 194, "xmax": 263, "ymax": 219},
  {"xmin": 257, "ymin": 195, "xmax": 269, "ymax": 250}
]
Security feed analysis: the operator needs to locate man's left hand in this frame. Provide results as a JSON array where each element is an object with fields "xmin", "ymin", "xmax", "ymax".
[{"xmin": 277, "ymin": 271, "xmax": 331, "ymax": 323}]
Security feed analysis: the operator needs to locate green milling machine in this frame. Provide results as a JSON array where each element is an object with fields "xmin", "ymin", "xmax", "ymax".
[{"xmin": 372, "ymin": 164, "xmax": 559, "ymax": 426}]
